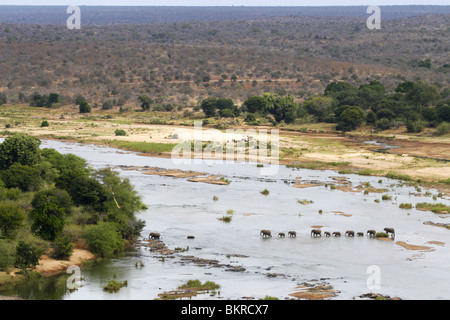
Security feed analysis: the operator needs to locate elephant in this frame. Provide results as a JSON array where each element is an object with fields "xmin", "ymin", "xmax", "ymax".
[
  {"xmin": 311, "ymin": 229, "xmax": 322, "ymax": 237},
  {"xmin": 278, "ymin": 232, "xmax": 285, "ymax": 238},
  {"xmin": 324, "ymin": 231, "xmax": 331, "ymax": 237},
  {"xmin": 149, "ymin": 232, "xmax": 161, "ymax": 240},
  {"xmin": 260, "ymin": 230, "xmax": 272, "ymax": 238},
  {"xmin": 288, "ymin": 231, "xmax": 297, "ymax": 238},
  {"xmin": 384, "ymin": 228, "xmax": 395, "ymax": 237},
  {"xmin": 332, "ymin": 232, "xmax": 341, "ymax": 237},
  {"xmin": 187, "ymin": 235, "xmax": 195, "ymax": 239},
  {"xmin": 345, "ymin": 230, "xmax": 355, "ymax": 237},
  {"xmin": 357, "ymin": 232, "xmax": 364, "ymax": 237},
  {"xmin": 367, "ymin": 230, "xmax": 376, "ymax": 237}
]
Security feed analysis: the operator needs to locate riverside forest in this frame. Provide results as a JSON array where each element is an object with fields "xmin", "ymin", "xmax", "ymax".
[{"xmin": 0, "ymin": 5, "xmax": 449, "ymax": 301}]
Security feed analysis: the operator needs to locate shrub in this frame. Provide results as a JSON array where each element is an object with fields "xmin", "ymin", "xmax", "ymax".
[
  {"xmin": 79, "ymin": 101, "xmax": 91, "ymax": 113},
  {"xmin": 29, "ymin": 202, "xmax": 66, "ymax": 241},
  {"xmin": 40, "ymin": 120, "xmax": 49, "ymax": 127},
  {"xmin": 0, "ymin": 203, "xmax": 26, "ymax": 238},
  {"xmin": 0, "ymin": 133, "xmax": 41, "ymax": 170},
  {"xmin": 83, "ymin": 222, "xmax": 124, "ymax": 258},
  {"xmin": 399, "ymin": 203, "xmax": 413, "ymax": 209},
  {"xmin": 435, "ymin": 122, "xmax": 450, "ymax": 136},
  {"xmin": 15, "ymin": 241, "xmax": 44, "ymax": 269},
  {"xmin": 375, "ymin": 232, "xmax": 389, "ymax": 238},
  {"xmin": 114, "ymin": 129, "xmax": 127, "ymax": 136},
  {"xmin": 1, "ymin": 163, "xmax": 42, "ymax": 192},
  {"xmin": 32, "ymin": 188, "xmax": 72, "ymax": 215},
  {"xmin": 104, "ymin": 279, "xmax": 128, "ymax": 293},
  {"xmin": 260, "ymin": 189, "xmax": 270, "ymax": 195},
  {"xmin": 51, "ymin": 234, "xmax": 74, "ymax": 260},
  {"xmin": 0, "ymin": 241, "xmax": 14, "ymax": 271}
]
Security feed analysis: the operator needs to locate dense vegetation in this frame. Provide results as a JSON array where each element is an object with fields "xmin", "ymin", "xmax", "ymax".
[
  {"xmin": 197, "ymin": 79, "xmax": 449, "ymax": 132},
  {"xmin": 0, "ymin": 133, "xmax": 146, "ymax": 273},
  {"xmin": 0, "ymin": 12, "xmax": 448, "ymax": 112}
]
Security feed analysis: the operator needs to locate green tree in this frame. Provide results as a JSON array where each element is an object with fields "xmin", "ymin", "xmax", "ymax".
[
  {"xmin": 407, "ymin": 81, "xmax": 440, "ymax": 107},
  {"xmin": 30, "ymin": 202, "xmax": 66, "ymax": 241},
  {"xmin": 15, "ymin": 241, "xmax": 44, "ymax": 270},
  {"xmin": 79, "ymin": 101, "xmax": 91, "ymax": 113},
  {"xmin": 243, "ymin": 96, "xmax": 268, "ymax": 115},
  {"xmin": 303, "ymin": 95, "xmax": 335, "ymax": 122},
  {"xmin": 138, "ymin": 95, "xmax": 153, "ymax": 111},
  {"xmin": 1, "ymin": 163, "xmax": 42, "ymax": 192},
  {"xmin": 201, "ymin": 97, "xmax": 218, "ymax": 117},
  {"xmin": 0, "ymin": 203, "xmax": 26, "ymax": 238},
  {"xmin": 51, "ymin": 234, "xmax": 74, "ymax": 260},
  {"xmin": 337, "ymin": 106, "xmax": 365, "ymax": 131},
  {"xmin": 83, "ymin": 222, "xmax": 124, "ymax": 258},
  {"xmin": 0, "ymin": 133, "xmax": 41, "ymax": 170}
]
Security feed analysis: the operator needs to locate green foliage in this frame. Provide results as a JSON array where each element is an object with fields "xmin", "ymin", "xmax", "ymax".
[
  {"xmin": 138, "ymin": 95, "xmax": 153, "ymax": 111},
  {"xmin": 104, "ymin": 279, "xmax": 128, "ymax": 293},
  {"xmin": 243, "ymin": 96, "xmax": 268, "ymax": 115},
  {"xmin": 30, "ymin": 201, "xmax": 66, "ymax": 241},
  {"xmin": 114, "ymin": 129, "xmax": 127, "ymax": 136},
  {"xmin": 32, "ymin": 188, "xmax": 72, "ymax": 216},
  {"xmin": 83, "ymin": 222, "xmax": 124, "ymax": 258},
  {"xmin": 0, "ymin": 241, "xmax": 15, "ymax": 270},
  {"xmin": 79, "ymin": 101, "xmax": 92, "ymax": 113},
  {"xmin": 29, "ymin": 92, "xmax": 61, "ymax": 108},
  {"xmin": 435, "ymin": 122, "xmax": 450, "ymax": 136},
  {"xmin": 0, "ymin": 203, "xmax": 26, "ymax": 238},
  {"xmin": 0, "ymin": 133, "xmax": 41, "ymax": 170},
  {"xmin": 1, "ymin": 164, "xmax": 42, "ymax": 192},
  {"xmin": 15, "ymin": 241, "xmax": 44, "ymax": 269},
  {"xmin": 303, "ymin": 95, "xmax": 335, "ymax": 122},
  {"xmin": 336, "ymin": 106, "xmax": 364, "ymax": 131},
  {"xmin": 51, "ymin": 234, "xmax": 74, "ymax": 260},
  {"xmin": 40, "ymin": 120, "xmax": 49, "ymax": 127}
]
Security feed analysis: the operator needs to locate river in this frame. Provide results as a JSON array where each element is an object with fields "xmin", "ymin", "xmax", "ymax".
[{"xmin": 2, "ymin": 139, "xmax": 450, "ymax": 300}]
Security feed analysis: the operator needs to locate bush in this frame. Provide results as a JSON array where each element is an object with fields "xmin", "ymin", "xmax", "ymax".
[
  {"xmin": 435, "ymin": 122, "xmax": 450, "ymax": 136},
  {"xmin": 83, "ymin": 222, "xmax": 124, "ymax": 258},
  {"xmin": 32, "ymin": 188, "xmax": 72, "ymax": 215},
  {"xmin": 40, "ymin": 120, "xmax": 49, "ymax": 127},
  {"xmin": 0, "ymin": 133, "xmax": 41, "ymax": 170},
  {"xmin": 1, "ymin": 163, "xmax": 42, "ymax": 192},
  {"xmin": 51, "ymin": 234, "xmax": 74, "ymax": 260},
  {"xmin": 0, "ymin": 241, "xmax": 15, "ymax": 271},
  {"xmin": 15, "ymin": 241, "xmax": 44, "ymax": 269},
  {"xmin": 376, "ymin": 118, "xmax": 392, "ymax": 131},
  {"xmin": 114, "ymin": 129, "xmax": 127, "ymax": 136},
  {"xmin": 0, "ymin": 203, "xmax": 26, "ymax": 238},
  {"xmin": 79, "ymin": 101, "xmax": 91, "ymax": 113},
  {"xmin": 406, "ymin": 121, "xmax": 424, "ymax": 133},
  {"xmin": 30, "ymin": 201, "xmax": 66, "ymax": 241}
]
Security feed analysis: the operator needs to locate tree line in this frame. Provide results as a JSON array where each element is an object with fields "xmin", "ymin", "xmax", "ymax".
[{"xmin": 199, "ymin": 79, "xmax": 450, "ymax": 133}]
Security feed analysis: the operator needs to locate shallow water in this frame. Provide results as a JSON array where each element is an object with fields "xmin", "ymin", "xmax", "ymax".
[{"xmin": 3, "ymin": 140, "xmax": 450, "ymax": 300}]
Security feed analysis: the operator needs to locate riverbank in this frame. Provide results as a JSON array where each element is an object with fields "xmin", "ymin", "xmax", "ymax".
[{"xmin": 1, "ymin": 107, "xmax": 449, "ymax": 192}]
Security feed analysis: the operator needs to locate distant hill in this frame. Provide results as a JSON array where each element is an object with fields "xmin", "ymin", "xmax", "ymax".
[{"xmin": 0, "ymin": 5, "xmax": 449, "ymax": 25}]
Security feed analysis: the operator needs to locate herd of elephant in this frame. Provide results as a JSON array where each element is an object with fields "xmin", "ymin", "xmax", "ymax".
[{"xmin": 260, "ymin": 228, "xmax": 395, "ymax": 238}]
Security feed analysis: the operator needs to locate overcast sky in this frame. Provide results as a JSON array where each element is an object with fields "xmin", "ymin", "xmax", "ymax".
[{"xmin": 0, "ymin": 1, "xmax": 448, "ymax": 5}]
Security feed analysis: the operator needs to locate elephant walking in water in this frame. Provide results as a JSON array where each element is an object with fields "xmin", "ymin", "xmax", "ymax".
[
  {"xmin": 149, "ymin": 232, "xmax": 161, "ymax": 240},
  {"xmin": 311, "ymin": 229, "xmax": 322, "ymax": 237},
  {"xmin": 278, "ymin": 232, "xmax": 285, "ymax": 238},
  {"xmin": 345, "ymin": 230, "xmax": 355, "ymax": 237},
  {"xmin": 288, "ymin": 231, "xmax": 296, "ymax": 238},
  {"xmin": 260, "ymin": 230, "xmax": 272, "ymax": 238},
  {"xmin": 367, "ymin": 230, "xmax": 376, "ymax": 237},
  {"xmin": 384, "ymin": 227, "xmax": 395, "ymax": 238},
  {"xmin": 332, "ymin": 232, "xmax": 341, "ymax": 237}
]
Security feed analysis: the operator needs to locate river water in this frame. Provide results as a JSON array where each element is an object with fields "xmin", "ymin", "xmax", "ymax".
[{"xmin": 2, "ymin": 140, "xmax": 450, "ymax": 300}]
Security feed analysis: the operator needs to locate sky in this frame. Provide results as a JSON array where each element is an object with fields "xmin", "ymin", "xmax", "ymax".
[{"xmin": 0, "ymin": 1, "xmax": 448, "ymax": 5}]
